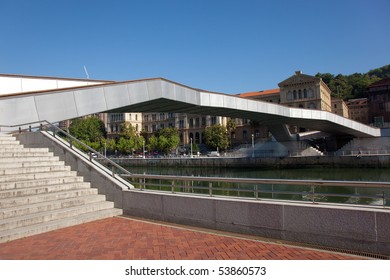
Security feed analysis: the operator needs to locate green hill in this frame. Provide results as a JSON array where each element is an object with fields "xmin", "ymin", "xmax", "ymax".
[{"xmin": 315, "ymin": 64, "xmax": 390, "ymax": 100}]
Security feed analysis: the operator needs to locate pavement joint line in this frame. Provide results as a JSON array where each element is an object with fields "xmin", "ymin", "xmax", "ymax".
[{"xmin": 117, "ymin": 215, "xmax": 372, "ymax": 259}]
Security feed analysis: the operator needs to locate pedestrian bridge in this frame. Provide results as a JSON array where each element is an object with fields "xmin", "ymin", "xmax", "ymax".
[{"xmin": 0, "ymin": 78, "xmax": 381, "ymax": 140}]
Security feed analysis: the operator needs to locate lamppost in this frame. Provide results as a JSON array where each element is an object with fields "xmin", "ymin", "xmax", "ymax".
[
  {"xmin": 251, "ymin": 134, "xmax": 254, "ymax": 158},
  {"xmin": 190, "ymin": 138, "xmax": 193, "ymax": 158},
  {"xmin": 142, "ymin": 139, "xmax": 145, "ymax": 159}
]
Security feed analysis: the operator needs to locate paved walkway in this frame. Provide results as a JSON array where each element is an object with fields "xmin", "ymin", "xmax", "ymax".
[{"xmin": 0, "ymin": 216, "xmax": 364, "ymax": 260}]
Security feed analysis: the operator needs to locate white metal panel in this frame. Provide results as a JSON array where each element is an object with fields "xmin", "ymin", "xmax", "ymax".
[
  {"xmin": 22, "ymin": 78, "xmax": 57, "ymax": 93},
  {"xmin": 146, "ymin": 80, "xmax": 163, "ymax": 100},
  {"xmin": 223, "ymin": 95, "xmax": 237, "ymax": 109},
  {"xmin": 161, "ymin": 80, "xmax": 176, "ymax": 100},
  {"xmin": 127, "ymin": 81, "xmax": 149, "ymax": 104},
  {"xmin": 0, "ymin": 77, "xmax": 22, "ymax": 95},
  {"xmin": 0, "ymin": 96, "xmax": 39, "ymax": 125},
  {"xmin": 103, "ymin": 84, "xmax": 130, "ymax": 110},
  {"xmin": 235, "ymin": 98, "xmax": 248, "ymax": 111},
  {"xmin": 209, "ymin": 93, "xmax": 223, "ymax": 108},
  {"xmin": 199, "ymin": 92, "xmax": 210, "ymax": 107},
  {"xmin": 74, "ymin": 87, "xmax": 107, "ymax": 116},
  {"xmin": 34, "ymin": 90, "xmax": 78, "ymax": 122}
]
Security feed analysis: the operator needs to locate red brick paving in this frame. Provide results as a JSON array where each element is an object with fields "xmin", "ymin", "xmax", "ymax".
[{"xmin": 0, "ymin": 216, "xmax": 363, "ymax": 260}]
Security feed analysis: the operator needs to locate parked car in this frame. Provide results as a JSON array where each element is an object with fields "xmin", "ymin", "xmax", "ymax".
[{"xmin": 207, "ymin": 151, "xmax": 220, "ymax": 157}]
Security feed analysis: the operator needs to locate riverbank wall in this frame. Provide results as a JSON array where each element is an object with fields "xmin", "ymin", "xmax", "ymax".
[{"xmin": 113, "ymin": 155, "xmax": 390, "ymax": 169}]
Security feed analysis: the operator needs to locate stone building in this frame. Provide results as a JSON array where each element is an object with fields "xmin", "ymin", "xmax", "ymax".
[
  {"xmin": 278, "ymin": 71, "xmax": 332, "ymax": 111},
  {"xmin": 367, "ymin": 77, "xmax": 390, "ymax": 127},
  {"xmin": 346, "ymin": 98, "xmax": 369, "ymax": 124},
  {"xmin": 331, "ymin": 97, "xmax": 349, "ymax": 118}
]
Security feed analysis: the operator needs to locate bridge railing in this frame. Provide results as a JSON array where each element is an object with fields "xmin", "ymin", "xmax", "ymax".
[
  {"xmin": 121, "ymin": 173, "xmax": 390, "ymax": 209},
  {"xmin": 1, "ymin": 121, "xmax": 389, "ymax": 208}
]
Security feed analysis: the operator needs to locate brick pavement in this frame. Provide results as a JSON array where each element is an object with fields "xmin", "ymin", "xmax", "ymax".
[{"xmin": 0, "ymin": 216, "xmax": 364, "ymax": 260}]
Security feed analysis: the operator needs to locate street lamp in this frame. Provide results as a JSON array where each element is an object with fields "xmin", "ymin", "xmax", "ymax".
[
  {"xmin": 251, "ymin": 134, "xmax": 254, "ymax": 158},
  {"xmin": 190, "ymin": 138, "xmax": 193, "ymax": 158},
  {"xmin": 142, "ymin": 139, "xmax": 145, "ymax": 159}
]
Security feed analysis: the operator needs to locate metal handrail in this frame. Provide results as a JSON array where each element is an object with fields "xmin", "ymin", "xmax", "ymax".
[
  {"xmin": 122, "ymin": 173, "xmax": 390, "ymax": 208},
  {"xmin": 0, "ymin": 120, "xmax": 133, "ymax": 189}
]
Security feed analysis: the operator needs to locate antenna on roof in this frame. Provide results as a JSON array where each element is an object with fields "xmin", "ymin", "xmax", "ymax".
[{"xmin": 83, "ymin": 65, "xmax": 90, "ymax": 79}]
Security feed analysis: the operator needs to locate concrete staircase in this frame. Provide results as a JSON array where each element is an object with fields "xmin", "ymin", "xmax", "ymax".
[{"xmin": 0, "ymin": 133, "xmax": 122, "ymax": 243}]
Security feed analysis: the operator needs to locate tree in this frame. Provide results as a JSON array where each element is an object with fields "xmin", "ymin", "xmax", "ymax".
[
  {"xmin": 117, "ymin": 122, "xmax": 144, "ymax": 154},
  {"xmin": 147, "ymin": 127, "xmax": 180, "ymax": 155},
  {"xmin": 68, "ymin": 116, "xmax": 106, "ymax": 151},
  {"xmin": 204, "ymin": 124, "xmax": 229, "ymax": 151},
  {"xmin": 226, "ymin": 118, "xmax": 237, "ymax": 147}
]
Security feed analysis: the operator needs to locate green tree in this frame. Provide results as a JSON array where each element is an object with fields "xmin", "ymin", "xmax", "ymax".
[
  {"xmin": 68, "ymin": 116, "xmax": 106, "ymax": 151},
  {"xmin": 117, "ymin": 122, "xmax": 144, "ymax": 154},
  {"xmin": 147, "ymin": 127, "xmax": 180, "ymax": 155},
  {"xmin": 226, "ymin": 118, "xmax": 237, "ymax": 147},
  {"xmin": 204, "ymin": 124, "xmax": 229, "ymax": 151}
]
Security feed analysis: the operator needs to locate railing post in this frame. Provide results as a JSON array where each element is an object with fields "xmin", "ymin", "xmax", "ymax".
[
  {"xmin": 171, "ymin": 181, "xmax": 175, "ymax": 193},
  {"xmin": 311, "ymin": 185, "xmax": 315, "ymax": 203},
  {"xmin": 383, "ymin": 190, "xmax": 386, "ymax": 208},
  {"xmin": 111, "ymin": 166, "xmax": 115, "ymax": 177},
  {"xmin": 19, "ymin": 127, "xmax": 21, "ymax": 134},
  {"xmin": 209, "ymin": 182, "xmax": 213, "ymax": 196},
  {"xmin": 29, "ymin": 125, "xmax": 31, "ymax": 132},
  {"xmin": 255, "ymin": 185, "xmax": 259, "ymax": 200},
  {"xmin": 69, "ymin": 139, "xmax": 72, "ymax": 149}
]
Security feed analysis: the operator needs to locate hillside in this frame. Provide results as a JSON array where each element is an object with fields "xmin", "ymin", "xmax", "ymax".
[{"xmin": 315, "ymin": 64, "xmax": 390, "ymax": 100}]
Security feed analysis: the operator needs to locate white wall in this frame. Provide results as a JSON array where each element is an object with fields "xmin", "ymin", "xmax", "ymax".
[{"xmin": 0, "ymin": 75, "xmax": 108, "ymax": 95}]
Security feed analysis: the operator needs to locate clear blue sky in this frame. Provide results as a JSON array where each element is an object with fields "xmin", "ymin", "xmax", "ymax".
[{"xmin": 1, "ymin": 0, "xmax": 389, "ymax": 93}]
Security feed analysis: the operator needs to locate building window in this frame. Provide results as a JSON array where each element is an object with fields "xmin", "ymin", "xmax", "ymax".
[
  {"xmin": 303, "ymin": 89, "xmax": 307, "ymax": 98},
  {"xmin": 287, "ymin": 91, "xmax": 293, "ymax": 101},
  {"xmin": 211, "ymin": 116, "xmax": 217, "ymax": 125},
  {"xmin": 298, "ymin": 89, "xmax": 302, "ymax": 99},
  {"xmin": 152, "ymin": 114, "xmax": 157, "ymax": 121},
  {"xmin": 189, "ymin": 118, "xmax": 194, "ymax": 128},
  {"xmin": 179, "ymin": 119, "xmax": 185, "ymax": 129},
  {"xmin": 202, "ymin": 117, "xmax": 206, "ymax": 126},
  {"xmin": 293, "ymin": 90, "xmax": 297, "ymax": 99}
]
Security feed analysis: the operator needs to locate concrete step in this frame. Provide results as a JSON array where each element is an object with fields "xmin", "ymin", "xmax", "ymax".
[
  {"xmin": 0, "ymin": 200, "xmax": 116, "ymax": 231},
  {"xmin": 0, "ymin": 170, "xmax": 78, "ymax": 183},
  {"xmin": 0, "ymin": 156, "xmax": 60, "ymax": 163},
  {"xmin": 0, "ymin": 208, "xmax": 123, "ymax": 243},
  {"xmin": 0, "ymin": 176, "xmax": 84, "ymax": 191},
  {"xmin": 0, "ymin": 147, "xmax": 50, "ymax": 153},
  {"xmin": 0, "ymin": 181, "xmax": 91, "ymax": 199},
  {"xmin": 0, "ymin": 188, "xmax": 99, "ymax": 208},
  {"xmin": 0, "ymin": 165, "xmax": 71, "ymax": 176},
  {"xmin": 0, "ymin": 195, "xmax": 107, "ymax": 219},
  {"xmin": 0, "ymin": 135, "xmax": 16, "ymax": 140},
  {"xmin": 0, "ymin": 160, "xmax": 65, "ymax": 169},
  {"xmin": 0, "ymin": 151, "xmax": 54, "ymax": 157},
  {"xmin": 0, "ymin": 140, "xmax": 21, "ymax": 145}
]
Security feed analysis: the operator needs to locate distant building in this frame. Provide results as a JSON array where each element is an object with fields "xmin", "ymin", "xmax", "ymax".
[
  {"xmin": 367, "ymin": 77, "xmax": 390, "ymax": 127},
  {"xmin": 278, "ymin": 71, "xmax": 332, "ymax": 111},
  {"xmin": 346, "ymin": 98, "xmax": 368, "ymax": 124},
  {"xmin": 107, "ymin": 112, "xmax": 143, "ymax": 138},
  {"xmin": 331, "ymin": 97, "xmax": 349, "ymax": 118}
]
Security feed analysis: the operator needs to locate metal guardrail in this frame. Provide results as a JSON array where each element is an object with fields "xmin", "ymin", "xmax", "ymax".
[
  {"xmin": 122, "ymin": 173, "xmax": 390, "ymax": 208},
  {"xmin": 1, "ymin": 120, "xmax": 389, "ymax": 208},
  {"xmin": 0, "ymin": 120, "xmax": 133, "ymax": 189}
]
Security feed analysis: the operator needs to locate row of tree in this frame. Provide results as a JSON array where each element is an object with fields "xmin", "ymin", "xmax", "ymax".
[
  {"xmin": 67, "ymin": 116, "xmax": 233, "ymax": 156},
  {"xmin": 315, "ymin": 64, "xmax": 390, "ymax": 100}
]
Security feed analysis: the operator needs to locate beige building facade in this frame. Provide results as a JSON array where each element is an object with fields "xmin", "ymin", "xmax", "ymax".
[{"xmin": 278, "ymin": 71, "xmax": 332, "ymax": 111}]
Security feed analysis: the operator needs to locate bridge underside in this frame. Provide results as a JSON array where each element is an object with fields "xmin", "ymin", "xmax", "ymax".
[{"xmin": 0, "ymin": 78, "xmax": 381, "ymax": 140}]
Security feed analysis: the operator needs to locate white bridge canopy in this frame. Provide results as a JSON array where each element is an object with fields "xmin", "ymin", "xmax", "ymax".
[{"xmin": 0, "ymin": 78, "xmax": 381, "ymax": 140}]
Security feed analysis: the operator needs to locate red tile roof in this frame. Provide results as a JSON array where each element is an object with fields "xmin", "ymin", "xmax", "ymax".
[{"xmin": 238, "ymin": 88, "xmax": 280, "ymax": 98}]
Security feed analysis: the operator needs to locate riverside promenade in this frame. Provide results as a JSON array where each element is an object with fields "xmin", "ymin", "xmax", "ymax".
[{"xmin": 0, "ymin": 216, "xmax": 365, "ymax": 260}]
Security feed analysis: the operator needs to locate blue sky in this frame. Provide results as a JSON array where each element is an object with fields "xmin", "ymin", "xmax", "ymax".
[{"xmin": 1, "ymin": 0, "xmax": 389, "ymax": 93}]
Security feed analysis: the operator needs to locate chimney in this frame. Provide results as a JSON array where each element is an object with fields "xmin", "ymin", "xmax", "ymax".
[{"xmin": 295, "ymin": 70, "xmax": 302, "ymax": 75}]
